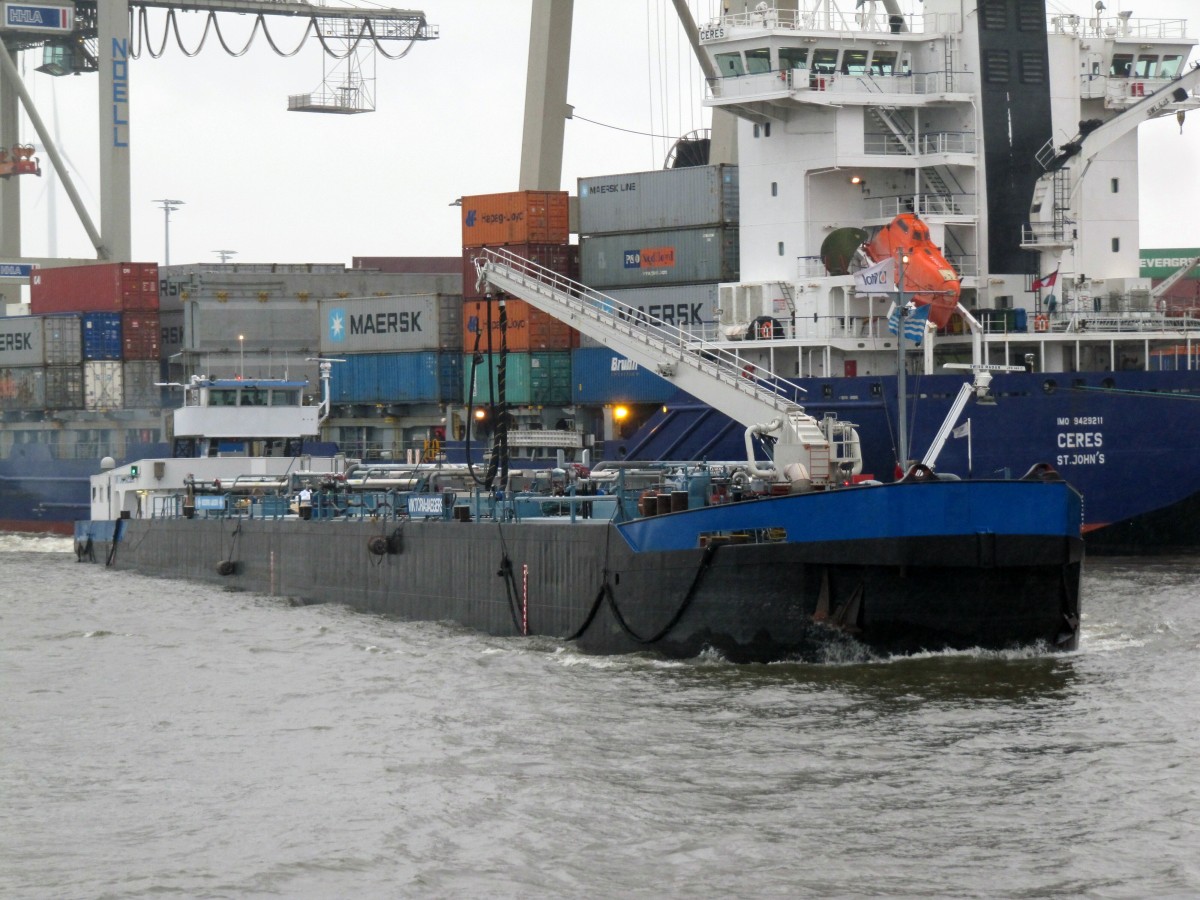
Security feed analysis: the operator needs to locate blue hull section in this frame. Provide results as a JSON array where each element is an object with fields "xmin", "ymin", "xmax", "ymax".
[{"xmin": 627, "ymin": 370, "xmax": 1200, "ymax": 550}]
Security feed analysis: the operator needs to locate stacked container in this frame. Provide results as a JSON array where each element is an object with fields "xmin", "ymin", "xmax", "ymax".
[
  {"xmin": 575, "ymin": 165, "xmax": 739, "ymax": 403},
  {"xmin": 0, "ymin": 317, "xmax": 47, "ymax": 411},
  {"xmin": 460, "ymin": 190, "xmax": 577, "ymax": 409}
]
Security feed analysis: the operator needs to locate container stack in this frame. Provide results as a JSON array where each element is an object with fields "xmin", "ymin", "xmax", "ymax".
[
  {"xmin": 18, "ymin": 262, "xmax": 163, "ymax": 410},
  {"xmin": 572, "ymin": 165, "xmax": 740, "ymax": 406},
  {"xmin": 460, "ymin": 190, "xmax": 577, "ymax": 409}
]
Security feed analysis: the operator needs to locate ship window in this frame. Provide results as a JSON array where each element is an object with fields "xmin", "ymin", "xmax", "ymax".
[
  {"xmin": 715, "ymin": 52, "xmax": 745, "ymax": 77},
  {"xmin": 1110, "ymin": 54, "xmax": 1133, "ymax": 77},
  {"xmin": 763, "ymin": 122, "xmax": 771, "ymax": 137},
  {"xmin": 771, "ymin": 181, "xmax": 778, "ymax": 196},
  {"xmin": 270, "ymin": 390, "xmax": 299, "ymax": 407},
  {"xmin": 870, "ymin": 50, "xmax": 897, "ymax": 76},
  {"xmin": 746, "ymin": 48, "xmax": 771, "ymax": 74},
  {"xmin": 239, "ymin": 389, "xmax": 267, "ymax": 406},
  {"xmin": 1160, "ymin": 55, "xmax": 1182, "ymax": 77},
  {"xmin": 842, "ymin": 49, "xmax": 869, "ymax": 75},
  {"xmin": 811, "ymin": 49, "xmax": 839, "ymax": 75},
  {"xmin": 1134, "ymin": 56, "xmax": 1158, "ymax": 78},
  {"xmin": 210, "ymin": 389, "xmax": 238, "ymax": 406},
  {"xmin": 1111, "ymin": 177, "xmax": 1119, "ymax": 193},
  {"xmin": 778, "ymin": 242, "xmax": 785, "ymax": 256},
  {"xmin": 779, "ymin": 47, "xmax": 808, "ymax": 70},
  {"xmin": 1112, "ymin": 237, "xmax": 1120, "ymax": 252},
  {"xmin": 983, "ymin": 50, "xmax": 1011, "ymax": 84}
]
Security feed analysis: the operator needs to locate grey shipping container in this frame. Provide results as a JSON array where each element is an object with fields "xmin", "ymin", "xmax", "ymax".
[
  {"xmin": 578, "ymin": 165, "xmax": 738, "ymax": 236},
  {"xmin": 45, "ymin": 365, "xmax": 84, "ymax": 409},
  {"xmin": 580, "ymin": 226, "xmax": 739, "ymax": 290},
  {"xmin": 43, "ymin": 314, "xmax": 82, "ymax": 365},
  {"xmin": 184, "ymin": 299, "xmax": 320, "ymax": 352},
  {"xmin": 319, "ymin": 294, "xmax": 463, "ymax": 354},
  {"xmin": 0, "ymin": 316, "xmax": 45, "ymax": 367},
  {"xmin": 123, "ymin": 360, "xmax": 162, "ymax": 408},
  {"xmin": 0, "ymin": 366, "xmax": 46, "ymax": 409},
  {"xmin": 579, "ymin": 283, "xmax": 721, "ymax": 347},
  {"xmin": 160, "ymin": 309, "xmax": 184, "ymax": 356},
  {"xmin": 84, "ymin": 360, "xmax": 123, "ymax": 411}
]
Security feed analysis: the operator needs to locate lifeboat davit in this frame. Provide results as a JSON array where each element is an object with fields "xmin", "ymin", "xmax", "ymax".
[{"xmin": 864, "ymin": 214, "xmax": 960, "ymax": 328}]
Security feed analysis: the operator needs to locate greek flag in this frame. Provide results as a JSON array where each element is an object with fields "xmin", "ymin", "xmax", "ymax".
[{"xmin": 886, "ymin": 302, "xmax": 931, "ymax": 345}]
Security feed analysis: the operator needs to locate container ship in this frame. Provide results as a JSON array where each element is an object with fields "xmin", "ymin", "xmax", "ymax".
[{"xmin": 6, "ymin": 0, "xmax": 1200, "ymax": 556}]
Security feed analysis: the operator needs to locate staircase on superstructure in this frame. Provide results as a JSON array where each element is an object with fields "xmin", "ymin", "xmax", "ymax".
[{"xmin": 474, "ymin": 248, "xmax": 859, "ymax": 484}]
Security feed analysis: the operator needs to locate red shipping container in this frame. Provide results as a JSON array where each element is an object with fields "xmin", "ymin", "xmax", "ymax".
[
  {"xmin": 462, "ymin": 298, "xmax": 577, "ymax": 352},
  {"xmin": 461, "ymin": 191, "xmax": 570, "ymax": 248},
  {"xmin": 30, "ymin": 262, "xmax": 160, "ymax": 315},
  {"xmin": 462, "ymin": 243, "xmax": 577, "ymax": 300},
  {"xmin": 122, "ymin": 311, "xmax": 162, "ymax": 360}
]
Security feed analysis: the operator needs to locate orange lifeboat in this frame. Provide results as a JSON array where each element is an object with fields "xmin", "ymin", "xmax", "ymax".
[{"xmin": 864, "ymin": 214, "xmax": 960, "ymax": 328}]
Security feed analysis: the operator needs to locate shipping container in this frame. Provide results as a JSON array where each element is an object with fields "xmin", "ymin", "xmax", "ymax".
[
  {"xmin": 462, "ymin": 298, "xmax": 576, "ymax": 352},
  {"xmin": 45, "ymin": 365, "xmax": 84, "ymax": 409},
  {"xmin": 330, "ymin": 352, "xmax": 461, "ymax": 404},
  {"xmin": 160, "ymin": 309, "xmax": 185, "ymax": 357},
  {"xmin": 318, "ymin": 294, "xmax": 462, "ymax": 354},
  {"xmin": 122, "ymin": 311, "xmax": 161, "ymax": 360},
  {"xmin": 184, "ymin": 299, "xmax": 320, "ymax": 352},
  {"xmin": 461, "ymin": 191, "xmax": 570, "ymax": 248},
  {"xmin": 462, "ymin": 353, "xmax": 534, "ymax": 406},
  {"xmin": 43, "ymin": 315, "xmax": 81, "ymax": 365},
  {"xmin": 0, "ymin": 316, "xmax": 45, "ymax": 367},
  {"xmin": 84, "ymin": 360, "xmax": 124, "ymax": 411},
  {"xmin": 81, "ymin": 312, "xmax": 122, "ymax": 360},
  {"xmin": 0, "ymin": 366, "xmax": 46, "ymax": 410},
  {"xmin": 30, "ymin": 262, "xmax": 159, "ymax": 314},
  {"xmin": 578, "ymin": 283, "xmax": 722, "ymax": 347},
  {"xmin": 462, "ymin": 243, "xmax": 576, "ymax": 299},
  {"xmin": 571, "ymin": 348, "xmax": 675, "ymax": 404},
  {"xmin": 578, "ymin": 165, "xmax": 739, "ymax": 236},
  {"xmin": 122, "ymin": 360, "xmax": 162, "ymax": 408},
  {"xmin": 529, "ymin": 351, "xmax": 572, "ymax": 405},
  {"xmin": 580, "ymin": 226, "xmax": 739, "ymax": 289}
]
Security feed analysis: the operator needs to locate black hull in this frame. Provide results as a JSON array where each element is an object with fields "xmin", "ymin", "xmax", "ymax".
[{"xmin": 84, "ymin": 518, "xmax": 1082, "ymax": 662}]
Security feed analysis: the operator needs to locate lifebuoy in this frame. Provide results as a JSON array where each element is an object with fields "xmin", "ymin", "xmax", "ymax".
[
  {"xmin": 759, "ymin": 320, "xmax": 772, "ymax": 340},
  {"xmin": 1034, "ymin": 314, "xmax": 1048, "ymax": 332},
  {"xmin": 741, "ymin": 363, "xmax": 756, "ymax": 379}
]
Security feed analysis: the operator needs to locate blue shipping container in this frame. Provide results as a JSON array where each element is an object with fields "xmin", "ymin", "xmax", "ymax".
[
  {"xmin": 571, "ymin": 348, "xmax": 674, "ymax": 404},
  {"xmin": 331, "ymin": 352, "xmax": 461, "ymax": 403},
  {"xmin": 82, "ymin": 312, "xmax": 123, "ymax": 360}
]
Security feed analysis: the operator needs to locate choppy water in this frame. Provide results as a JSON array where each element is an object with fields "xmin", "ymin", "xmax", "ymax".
[{"xmin": 2, "ymin": 534, "xmax": 1198, "ymax": 899}]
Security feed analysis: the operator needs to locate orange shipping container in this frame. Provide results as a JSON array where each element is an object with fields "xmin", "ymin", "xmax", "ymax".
[
  {"xmin": 461, "ymin": 191, "xmax": 569, "ymax": 248},
  {"xmin": 462, "ymin": 298, "xmax": 577, "ymax": 352}
]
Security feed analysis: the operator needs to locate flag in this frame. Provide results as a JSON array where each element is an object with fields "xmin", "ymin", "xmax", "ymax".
[
  {"xmin": 887, "ymin": 302, "xmax": 931, "ymax": 345},
  {"xmin": 853, "ymin": 257, "xmax": 895, "ymax": 294},
  {"xmin": 952, "ymin": 420, "xmax": 971, "ymax": 439},
  {"xmin": 1032, "ymin": 269, "xmax": 1059, "ymax": 291}
]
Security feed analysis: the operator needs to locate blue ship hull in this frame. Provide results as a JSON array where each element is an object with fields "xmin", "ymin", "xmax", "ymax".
[{"xmin": 624, "ymin": 370, "xmax": 1200, "ymax": 553}]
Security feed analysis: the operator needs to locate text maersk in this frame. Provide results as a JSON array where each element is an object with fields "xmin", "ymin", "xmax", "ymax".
[
  {"xmin": 350, "ymin": 311, "xmax": 422, "ymax": 335},
  {"xmin": 1, "ymin": 331, "xmax": 34, "ymax": 352}
]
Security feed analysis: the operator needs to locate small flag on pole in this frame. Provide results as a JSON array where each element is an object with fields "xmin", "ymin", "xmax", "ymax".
[
  {"xmin": 887, "ymin": 302, "xmax": 931, "ymax": 345},
  {"xmin": 952, "ymin": 420, "xmax": 971, "ymax": 439},
  {"xmin": 1031, "ymin": 268, "xmax": 1059, "ymax": 291}
]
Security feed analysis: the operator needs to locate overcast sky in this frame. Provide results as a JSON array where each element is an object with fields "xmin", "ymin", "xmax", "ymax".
[{"xmin": 12, "ymin": 0, "xmax": 1200, "ymax": 267}]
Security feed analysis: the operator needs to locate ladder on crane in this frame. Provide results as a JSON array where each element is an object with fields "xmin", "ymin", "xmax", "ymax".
[{"xmin": 474, "ymin": 247, "xmax": 859, "ymax": 484}]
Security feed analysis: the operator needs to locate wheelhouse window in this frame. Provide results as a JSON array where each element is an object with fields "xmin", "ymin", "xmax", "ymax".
[
  {"xmin": 811, "ymin": 48, "xmax": 839, "ymax": 75},
  {"xmin": 239, "ymin": 389, "xmax": 267, "ymax": 406},
  {"xmin": 270, "ymin": 390, "xmax": 300, "ymax": 407},
  {"xmin": 210, "ymin": 389, "xmax": 238, "ymax": 406},
  {"xmin": 745, "ymin": 48, "xmax": 771, "ymax": 74},
  {"xmin": 1110, "ymin": 53, "xmax": 1133, "ymax": 77},
  {"xmin": 779, "ymin": 47, "xmax": 808, "ymax": 70},
  {"xmin": 842, "ymin": 49, "xmax": 869, "ymax": 75},
  {"xmin": 1133, "ymin": 55, "xmax": 1158, "ymax": 77},
  {"xmin": 870, "ymin": 50, "xmax": 898, "ymax": 76},
  {"xmin": 716, "ymin": 52, "xmax": 745, "ymax": 77},
  {"xmin": 1160, "ymin": 55, "xmax": 1182, "ymax": 77}
]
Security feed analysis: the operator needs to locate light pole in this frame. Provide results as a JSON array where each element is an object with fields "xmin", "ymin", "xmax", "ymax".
[
  {"xmin": 238, "ymin": 334, "xmax": 245, "ymax": 380},
  {"xmin": 154, "ymin": 199, "xmax": 184, "ymax": 265}
]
